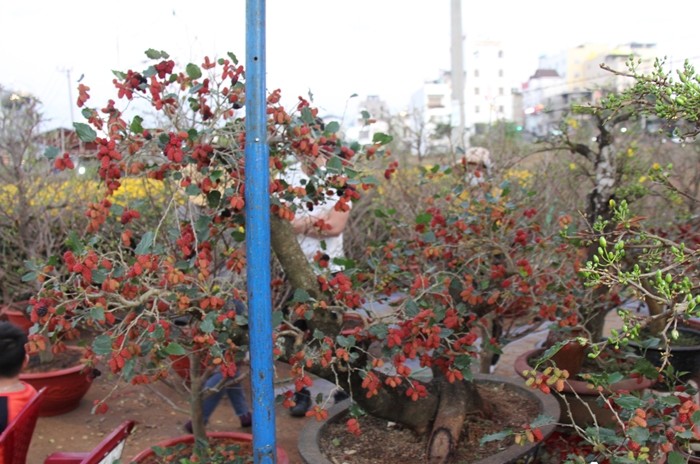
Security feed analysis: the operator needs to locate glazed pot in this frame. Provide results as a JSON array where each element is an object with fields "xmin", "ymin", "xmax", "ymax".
[
  {"xmin": 514, "ymin": 348, "xmax": 653, "ymax": 427},
  {"xmin": 20, "ymin": 345, "xmax": 96, "ymax": 417},
  {"xmin": 130, "ymin": 431, "xmax": 290, "ymax": 463},
  {"xmin": 298, "ymin": 374, "xmax": 560, "ymax": 464}
]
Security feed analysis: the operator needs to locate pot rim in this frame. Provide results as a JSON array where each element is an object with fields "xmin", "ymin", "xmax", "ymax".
[
  {"xmin": 130, "ymin": 431, "xmax": 290, "ymax": 463},
  {"xmin": 19, "ymin": 345, "xmax": 90, "ymax": 380}
]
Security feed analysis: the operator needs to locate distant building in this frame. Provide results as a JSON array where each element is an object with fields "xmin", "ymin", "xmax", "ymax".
[
  {"xmin": 406, "ymin": 39, "xmax": 515, "ymax": 149},
  {"xmin": 464, "ymin": 39, "xmax": 514, "ymax": 126},
  {"xmin": 521, "ymin": 42, "xmax": 659, "ymax": 136}
]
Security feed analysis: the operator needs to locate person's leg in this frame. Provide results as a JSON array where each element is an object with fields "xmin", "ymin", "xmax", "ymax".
[
  {"xmin": 201, "ymin": 372, "xmax": 226, "ymax": 424},
  {"xmin": 224, "ymin": 380, "xmax": 252, "ymax": 427}
]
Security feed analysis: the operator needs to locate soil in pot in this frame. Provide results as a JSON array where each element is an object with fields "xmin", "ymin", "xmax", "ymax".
[{"xmin": 318, "ymin": 382, "xmax": 541, "ymax": 463}]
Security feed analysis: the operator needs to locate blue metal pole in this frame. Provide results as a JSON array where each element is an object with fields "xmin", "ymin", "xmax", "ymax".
[{"xmin": 245, "ymin": 1, "xmax": 276, "ymax": 463}]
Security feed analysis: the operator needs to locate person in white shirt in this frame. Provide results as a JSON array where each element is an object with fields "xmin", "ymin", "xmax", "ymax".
[{"xmin": 280, "ymin": 149, "xmax": 352, "ymax": 416}]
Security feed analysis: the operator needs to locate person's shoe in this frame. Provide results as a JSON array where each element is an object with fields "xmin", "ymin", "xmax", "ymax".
[
  {"xmin": 333, "ymin": 390, "xmax": 350, "ymax": 403},
  {"xmin": 183, "ymin": 420, "xmax": 193, "ymax": 434},
  {"xmin": 238, "ymin": 412, "xmax": 252, "ymax": 428},
  {"xmin": 289, "ymin": 387, "xmax": 311, "ymax": 417}
]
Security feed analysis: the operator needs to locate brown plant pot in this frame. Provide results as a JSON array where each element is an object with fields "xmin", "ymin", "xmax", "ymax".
[
  {"xmin": 130, "ymin": 431, "xmax": 290, "ymax": 463},
  {"xmin": 544, "ymin": 327, "xmax": 587, "ymax": 377},
  {"xmin": 514, "ymin": 348, "xmax": 653, "ymax": 427},
  {"xmin": 20, "ymin": 346, "xmax": 95, "ymax": 417},
  {"xmin": 298, "ymin": 374, "xmax": 560, "ymax": 464}
]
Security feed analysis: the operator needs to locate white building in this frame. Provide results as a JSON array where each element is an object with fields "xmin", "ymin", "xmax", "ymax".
[{"xmin": 464, "ymin": 39, "xmax": 514, "ymax": 129}]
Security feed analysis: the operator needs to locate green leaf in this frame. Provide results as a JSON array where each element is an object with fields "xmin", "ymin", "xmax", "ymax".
[
  {"xmin": 134, "ymin": 231, "xmax": 155, "ymax": 255},
  {"xmin": 145, "ymin": 48, "xmax": 165, "ymax": 59},
  {"xmin": 372, "ymin": 132, "xmax": 393, "ymax": 145},
  {"xmin": 206, "ymin": 190, "xmax": 222, "ymax": 208},
  {"xmin": 164, "ymin": 343, "xmax": 186, "ymax": 356},
  {"xmin": 301, "ymin": 107, "xmax": 314, "ymax": 124},
  {"xmin": 615, "ymin": 394, "xmax": 644, "ymax": 410},
  {"xmin": 667, "ymin": 451, "xmax": 686, "ymax": 464},
  {"xmin": 291, "ymin": 289, "xmax": 311, "ymax": 303},
  {"xmin": 65, "ymin": 230, "xmax": 84, "ymax": 254},
  {"xmin": 530, "ymin": 414, "xmax": 555, "ymax": 428},
  {"xmin": 325, "ymin": 121, "xmax": 340, "ymax": 134},
  {"xmin": 130, "ymin": 115, "xmax": 144, "ymax": 134},
  {"xmin": 326, "ymin": 156, "xmax": 343, "ymax": 173},
  {"xmin": 194, "ymin": 216, "xmax": 210, "ymax": 242},
  {"xmin": 92, "ymin": 335, "xmax": 113, "ymax": 356},
  {"xmin": 186, "ymin": 63, "xmax": 202, "ymax": 80},
  {"xmin": 21, "ymin": 271, "xmax": 37, "ymax": 282},
  {"xmin": 121, "ymin": 358, "xmax": 136, "ymax": 381},
  {"xmin": 200, "ymin": 313, "xmax": 217, "ymax": 333},
  {"xmin": 90, "ymin": 306, "xmax": 105, "ymax": 322},
  {"xmin": 336, "ymin": 335, "xmax": 356, "ymax": 348},
  {"xmin": 73, "ymin": 122, "xmax": 97, "ymax": 142},
  {"xmin": 91, "ymin": 269, "xmax": 107, "ymax": 285},
  {"xmin": 480, "ymin": 429, "xmax": 511, "ymax": 445},
  {"xmin": 112, "ymin": 70, "xmax": 126, "ymax": 80},
  {"xmin": 43, "ymin": 146, "xmax": 60, "ymax": 160},
  {"xmin": 627, "ymin": 426, "xmax": 649, "ymax": 444},
  {"xmin": 272, "ymin": 310, "xmax": 283, "ymax": 328},
  {"xmin": 185, "ymin": 184, "xmax": 202, "ymax": 196},
  {"xmin": 415, "ymin": 212, "xmax": 432, "ymax": 225},
  {"xmin": 227, "ymin": 52, "xmax": 239, "ymax": 64},
  {"xmin": 368, "ymin": 323, "xmax": 388, "ymax": 339}
]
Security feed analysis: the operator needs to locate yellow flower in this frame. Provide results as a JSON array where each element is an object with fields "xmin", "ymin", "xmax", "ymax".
[
  {"xmin": 569, "ymin": 163, "xmax": 577, "ymax": 171},
  {"xmin": 652, "ymin": 162, "xmax": 661, "ymax": 170}
]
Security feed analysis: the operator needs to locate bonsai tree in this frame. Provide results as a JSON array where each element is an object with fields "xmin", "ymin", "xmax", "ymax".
[
  {"xmin": 30, "ymin": 50, "xmax": 578, "ymax": 462},
  {"xmin": 523, "ymin": 57, "xmax": 700, "ymax": 463}
]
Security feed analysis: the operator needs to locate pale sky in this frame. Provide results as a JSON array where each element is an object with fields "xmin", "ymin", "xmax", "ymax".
[{"xmin": 1, "ymin": 1, "xmax": 698, "ymax": 130}]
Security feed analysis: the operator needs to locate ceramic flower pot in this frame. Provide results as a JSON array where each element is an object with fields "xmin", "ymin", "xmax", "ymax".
[
  {"xmin": 514, "ymin": 348, "xmax": 653, "ymax": 427},
  {"xmin": 130, "ymin": 431, "xmax": 289, "ymax": 463},
  {"xmin": 20, "ymin": 345, "xmax": 96, "ymax": 417}
]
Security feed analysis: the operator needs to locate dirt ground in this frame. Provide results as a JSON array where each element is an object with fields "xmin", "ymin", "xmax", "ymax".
[{"xmin": 28, "ymin": 361, "xmax": 311, "ymax": 464}]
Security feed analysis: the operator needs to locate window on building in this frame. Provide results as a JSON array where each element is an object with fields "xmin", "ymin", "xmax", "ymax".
[
  {"xmin": 427, "ymin": 94, "xmax": 444, "ymax": 109},
  {"xmin": 498, "ymin": 105, "xmax": 504, "ymax": 113},
  {"xmin": 498, "ymin": 50, "xmax": 503, "ymax": 58},
  {"xmin": 474, "ymin": 69, "xmax": 480, "ymax": 78},
  {"xmin": 498, "ymin": 69, "xmax": 504, "ymax": 77},
  {"xmin": 498, "ymin": 87, "xmax": 504, "ymax": 96},
  {"xmin": 474, "ymin": 87, "xmax": 480, "ymax": 95},
  {"xmin": 475, "ymin": 106, "xmax": 480, "ymax": 113}
]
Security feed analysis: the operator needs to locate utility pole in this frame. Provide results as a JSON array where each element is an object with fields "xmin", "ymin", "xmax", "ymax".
[
  {"xmin": 450, "ymin": 0, "xmax": 466, "ymax": 152},
  {"xmin": 66, "ymin": 69, "xmax": 75, "ymax": 125}
]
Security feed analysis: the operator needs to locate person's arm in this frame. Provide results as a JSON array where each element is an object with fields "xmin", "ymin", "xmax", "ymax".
[{"xmin": 292, "ymin": 207, "xmax": 350, "ymax": 238}]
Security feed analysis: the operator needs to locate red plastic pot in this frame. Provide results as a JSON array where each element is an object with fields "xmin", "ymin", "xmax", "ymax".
[
  {"xmin": 130, "ymin": 431, "xmax": 289, "ymax": 463},
  {"xmin": 20, "ymin": 346, "xmax": 96, "ymax": 417},
  {"xmin": 0, "ymin": 301, "xmax": 33, "ymax": 333}
]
